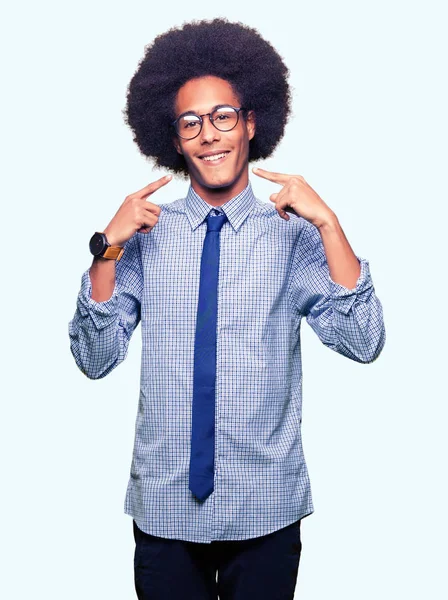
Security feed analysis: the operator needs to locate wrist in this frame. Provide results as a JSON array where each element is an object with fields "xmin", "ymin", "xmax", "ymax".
[
  {"xmin": 316, "ymin": 211, "xmax": 339, "ymax": 231},
  {"xmin": 89, "ymin": 231, "xmax": 125, "ymax": 261},
  {"xmin": 103, "ymin": 228, "xmax": 121, "ymax": 247}
]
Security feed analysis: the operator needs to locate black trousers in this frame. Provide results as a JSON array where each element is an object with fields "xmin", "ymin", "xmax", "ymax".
[{"xmin": 133, "ymin": 518, "xmax": 302, "ymax": 599}]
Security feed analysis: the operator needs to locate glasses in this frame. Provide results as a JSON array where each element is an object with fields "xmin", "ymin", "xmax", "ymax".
[{"xmin": 171, "ymin": 105, "xmax": 246, "ymax": 140}]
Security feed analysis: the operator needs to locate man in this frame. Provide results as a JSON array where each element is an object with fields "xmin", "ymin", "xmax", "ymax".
[{"xmin": 69, "ymin": 17, "xmax": 386, "ymax": 600}]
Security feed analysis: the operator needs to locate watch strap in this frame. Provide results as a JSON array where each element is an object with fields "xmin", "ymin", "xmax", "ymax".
[
  {"xmin": 98, "ymin": 232, "xmax": 125, "ymax": 262},
  {"xmin": 102, "ymin": 245, "xmax": 125, "ymax": 261}
]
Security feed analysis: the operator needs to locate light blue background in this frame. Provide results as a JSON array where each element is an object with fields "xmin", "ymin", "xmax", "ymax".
[{"xmin": 1, "ymin": 1, "xmax": 447, "ymax": 598}]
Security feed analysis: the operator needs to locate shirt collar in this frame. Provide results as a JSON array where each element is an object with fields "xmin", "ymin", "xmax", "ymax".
[{"xmin": 185, "ymin": 182, "xmax": 256, "ymax": 233}]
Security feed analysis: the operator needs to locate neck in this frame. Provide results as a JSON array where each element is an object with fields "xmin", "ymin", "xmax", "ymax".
[{"xmin": 190, "ymin": 173, "xmax": 249, "ymax": 207}]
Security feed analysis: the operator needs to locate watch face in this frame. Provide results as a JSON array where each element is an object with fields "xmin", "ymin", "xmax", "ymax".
[{"xmin": 89, "ymin": 233, "xmax": 106, "ymax": 256}]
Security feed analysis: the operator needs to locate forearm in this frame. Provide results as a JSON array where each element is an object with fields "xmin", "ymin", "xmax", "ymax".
[
  {"xmin": 317, "ymin": 214, "xmax": 361, "ymax": 290},
  {"xmin": 89, "ymin": 256, "xmax": 116, "ymax": 302},
  {"xmin": 291, "ymin": 219, "xmax": 386, "ymax": 364},
  {"xmin": 68, "ymin": 237, "xmax": 142, "ymax": 378}
]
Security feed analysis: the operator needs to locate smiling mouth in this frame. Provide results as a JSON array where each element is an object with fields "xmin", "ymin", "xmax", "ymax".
[{"xmin": 199, "ymin": 151, "xmax": 230, "ymax": 163}]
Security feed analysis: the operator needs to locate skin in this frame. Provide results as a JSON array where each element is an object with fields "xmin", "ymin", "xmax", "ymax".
[
  {"xmin": 92, "ymin": 74, "xmax": 361, "ymax": 302},
  {"xmin": 172, "ymin": 75, "xmax": 360, "ymax": 289},
  {"xmin": 253, "ymin": 167, "xmax": 361, "ymax": 289},
  {"xmin": 173, "ymin": 76, "xmax": 255, "ymax": 206},
  {"xmin": 91, "ymin": 175, "xmax": 172, "ymax": 302}
]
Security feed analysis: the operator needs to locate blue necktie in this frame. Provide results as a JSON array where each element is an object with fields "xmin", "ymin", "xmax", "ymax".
[{"xmin": 189, "ymin": 210, "xmax": 228, "ymax": 501}]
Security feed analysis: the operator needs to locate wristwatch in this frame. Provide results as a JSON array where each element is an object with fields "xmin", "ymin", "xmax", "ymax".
[{"xmin": 89, "ymin": 232, "xmax": 125, "ymax": 261}]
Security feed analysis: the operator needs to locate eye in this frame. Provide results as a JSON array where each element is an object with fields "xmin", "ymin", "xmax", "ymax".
[{"xmin": 180, "ymin": 115, "xmax": 201, "ymax": 129}]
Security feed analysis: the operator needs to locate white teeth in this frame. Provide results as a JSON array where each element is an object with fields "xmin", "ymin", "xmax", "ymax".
[{"xmin": 201, "ymin": 152, "xmax": 228, "ymax": 162}]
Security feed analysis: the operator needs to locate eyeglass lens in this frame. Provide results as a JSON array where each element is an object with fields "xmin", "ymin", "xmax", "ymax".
[{"xmin": 176, "ymin": 106, "xmax": 239, "ymax": 139}]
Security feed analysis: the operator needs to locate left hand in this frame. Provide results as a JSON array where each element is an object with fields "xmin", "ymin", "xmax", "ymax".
[{"xmin": 252, "ymin": 167, "xmax": 335, "ymax": 229}]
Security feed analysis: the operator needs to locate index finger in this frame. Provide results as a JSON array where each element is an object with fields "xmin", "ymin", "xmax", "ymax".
[
  {"xmin": 252, "ymin": 167, "xmax": 289, "ymax": 185},
  {"xmin": 131, "ymin": 174, "xmax": 173, "ymax": 199}
]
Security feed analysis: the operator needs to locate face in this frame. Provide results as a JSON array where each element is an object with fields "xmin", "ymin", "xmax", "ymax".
[{"xmin": 173, "ymin": 76, "xmax": 255, "ymax": 205}]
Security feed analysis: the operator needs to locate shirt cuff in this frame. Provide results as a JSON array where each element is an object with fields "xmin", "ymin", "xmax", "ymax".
[
  {"xmin": 328, "ymin": 256, "xmax": 373, "ymax": 315},
  {"xmin": 76, "ymin": 269, "xmax": 120, "ymax": 330}
]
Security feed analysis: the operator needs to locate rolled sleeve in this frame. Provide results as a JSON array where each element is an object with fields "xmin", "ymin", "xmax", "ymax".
[
  {"xmin": 75, "ymin": 269, "xmax": 120, "ymax": 330},
  {"xmin": 289, "ymin": 220, "xmax": 386, "ymax": 364},
  {"xmin": 328, "ymin": 255, "xmax": 372, "ymax": 315},
  {"xmin": 68, "ymin": 234, "xmax": 143, "ymax": 379}
]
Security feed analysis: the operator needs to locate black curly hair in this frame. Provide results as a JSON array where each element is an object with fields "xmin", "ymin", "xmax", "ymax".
[{"xmin": 123, "ymin": 18, "xmax": 292, "ymax": 177}]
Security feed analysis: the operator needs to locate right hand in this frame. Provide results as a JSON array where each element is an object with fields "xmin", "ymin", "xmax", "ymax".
[{"xmin": 103, "ymin": 175, "xmax": 173, "ymax": 247}]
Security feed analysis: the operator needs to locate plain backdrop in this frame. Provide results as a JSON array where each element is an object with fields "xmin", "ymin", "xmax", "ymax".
[{"xmin": 1, "ymin": 1, "xmax": 447, "ymax": 598}]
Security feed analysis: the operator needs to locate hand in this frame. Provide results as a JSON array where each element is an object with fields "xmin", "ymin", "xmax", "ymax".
[
  {"xmin": 252, "ymin": 167, "xmax": 335, "ymax": 229},
  {"xmin": 104, "ymin": 175, "xmax": 172, "ymax": 247}
]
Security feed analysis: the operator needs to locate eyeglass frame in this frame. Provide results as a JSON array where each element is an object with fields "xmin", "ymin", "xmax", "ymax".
[{"xmin": 171, "ymin": 104, "xmax": 247, "ymax": 140}]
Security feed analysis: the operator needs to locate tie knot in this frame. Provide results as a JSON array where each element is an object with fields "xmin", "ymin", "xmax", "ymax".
[{"xmin": 206, "ymin": 212, "xmax": 228, "ymax": 232}]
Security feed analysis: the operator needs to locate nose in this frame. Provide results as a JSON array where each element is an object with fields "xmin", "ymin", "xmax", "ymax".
[{"xmin": 199, "ymin": 115, "xmax": 220, "ymax": 144}]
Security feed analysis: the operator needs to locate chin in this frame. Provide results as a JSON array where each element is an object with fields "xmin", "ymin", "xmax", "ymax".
[
  {"xmin": 200, "ymin": 170, "xmax": 239, "ymax": 188},
  {"xmin": 203, "ymin": 178, "xmax": 235, "ymax": 190}
]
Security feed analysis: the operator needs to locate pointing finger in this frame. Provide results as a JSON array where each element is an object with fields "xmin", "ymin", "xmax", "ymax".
[
  {"xmin": 131, "ymin": 174, "xmax": 173, "ymax": 199},
  {"xmin": 252, "ymin": 167, "xmax": 289, "ymax": 185}
]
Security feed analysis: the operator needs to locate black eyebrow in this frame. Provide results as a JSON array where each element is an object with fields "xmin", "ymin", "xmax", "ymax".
[{"xmin": 176, "ymin": 104, "xmax": 235, "ymax": 120}]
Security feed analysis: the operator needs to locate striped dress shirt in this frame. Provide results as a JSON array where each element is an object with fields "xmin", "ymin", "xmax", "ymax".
[{"xmin": 68, "ymin": 182, "xmax": 386, "ymax": 543}]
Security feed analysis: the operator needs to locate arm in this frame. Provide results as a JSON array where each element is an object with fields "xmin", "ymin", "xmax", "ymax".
[
  {"xmin": 68, "ymin": 233, "xmax": 143, "ymax": 379},
  {"xmin": 317, "ymin": 214, "xmax": 361, "ymax": 290},
  {"xmin": 289, "ymin": 219, "xmax": 386, "ymax": 364},
  {"xmin": 252, "ymin": 167, "xmax": 386, "ymax": 363},
  {"xmin": 68, "ymin": 175, "xmax": 172, "ymax": 379}
]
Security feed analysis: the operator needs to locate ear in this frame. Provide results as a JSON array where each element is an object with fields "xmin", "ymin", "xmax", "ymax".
[
  {"xmin": 246, "ymin": 110, "xmax": 256, "ymax": 141},
  {"xmin": 173, "ymin": 136, "xmax": 183, "ymax": 155}
]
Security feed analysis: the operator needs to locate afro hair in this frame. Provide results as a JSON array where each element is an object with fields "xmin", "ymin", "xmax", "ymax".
[{"xmin": 123, "ymin": 18, "xmax": 292, "ymax": 177}]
